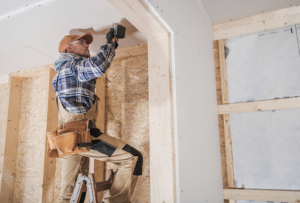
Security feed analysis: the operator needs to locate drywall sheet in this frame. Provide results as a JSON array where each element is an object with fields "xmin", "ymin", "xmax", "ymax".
[
  {"xmin": 230, "ymin": 108, "xmax": 300, "ymax": 190},
  {"xmin": 226, "ymin": 25, "xmax": 300, "ymax": 103}
]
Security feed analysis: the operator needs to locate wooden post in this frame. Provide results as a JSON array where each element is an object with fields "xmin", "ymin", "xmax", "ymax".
[
  {"xmin": 94, "ymin": 74, "xmax": 106, "ymax": 201},
  {"xmin": 0, "ymin": 75, "xmax": 23, "ymax": 201},
  {"xmin": 39, "ymin": 68, "xmax": 57, "ymax": 202},
  {"xmin": 218, "ymin": 39, "xmax": 236, "ymax": 203},
  {"xmin": 148, "ymin": 35, "xmax": 174, "ymax": 202}
]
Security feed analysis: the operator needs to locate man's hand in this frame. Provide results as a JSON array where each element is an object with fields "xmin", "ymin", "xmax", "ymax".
[
  {"xmin": 106, "ymin": 28, "xmax": 114, "ymax": 43},
  {"xmin": 106, "ymin": 29, "xmax": 118, "ymax": 49}
]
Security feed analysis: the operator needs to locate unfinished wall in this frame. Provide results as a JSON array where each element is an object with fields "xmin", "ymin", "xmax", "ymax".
[
  {"xmin": 0, "ymin": 83, "xmax": 9, "ymax": 177},
  {"xmin": 12, "ymin": 75, "xmax": 47, "ymax": 202},
  {"xmin": 145, "ymin": 0, "xmax": 223, "ymax": 202},
  {"xmin": 105, "ymin": 54, "xmax": 149, "ymax": 202}
]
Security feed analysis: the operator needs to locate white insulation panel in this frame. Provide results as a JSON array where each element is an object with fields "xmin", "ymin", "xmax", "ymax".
[
  {"xmin": 230, "ymin": 108, "xmax": 300, "ymax": 190},
  {"xmin": 226, "ymin": 25, "xmax": 300, "ymax": 103},
  {"xmin": 227, "ymin": 25, "xmax": 300, "ymax": 203}
]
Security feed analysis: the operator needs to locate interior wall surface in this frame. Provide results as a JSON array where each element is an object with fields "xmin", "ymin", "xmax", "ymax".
[{"xmin": 146, "ymin": 0, "xmax": 223, "ymax": 202}]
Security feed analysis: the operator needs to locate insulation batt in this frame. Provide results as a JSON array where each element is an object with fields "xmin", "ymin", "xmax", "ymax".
[{"xmin": 13, "ymin": 76, "xmax": 47, "ymax": 202}]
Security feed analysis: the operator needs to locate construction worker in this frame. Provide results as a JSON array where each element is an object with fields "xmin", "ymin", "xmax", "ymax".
[{"xmin": 53, "ymin": 31, "xmax": 143, "ymax": 203}]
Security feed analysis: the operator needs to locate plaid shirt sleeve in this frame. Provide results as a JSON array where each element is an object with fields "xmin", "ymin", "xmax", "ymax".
[{"xmin": 70, "ymin": 42, "xmax": 115, "ymax": 82}]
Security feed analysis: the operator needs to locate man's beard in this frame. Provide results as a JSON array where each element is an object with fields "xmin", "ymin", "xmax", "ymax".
[{"xmin": 79, "ymin": 52, "xmax": 90, "ymax": 58}]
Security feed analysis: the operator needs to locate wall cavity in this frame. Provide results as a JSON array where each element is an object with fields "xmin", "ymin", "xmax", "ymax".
[{"xmin": 12, "ymin": 75, "xmax": 47, "ymax": 202}]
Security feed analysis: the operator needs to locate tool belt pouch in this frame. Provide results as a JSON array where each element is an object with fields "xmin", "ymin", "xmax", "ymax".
[{"xmin": 46, "ymin": 119, "xmax": 95, "ymax": 158}]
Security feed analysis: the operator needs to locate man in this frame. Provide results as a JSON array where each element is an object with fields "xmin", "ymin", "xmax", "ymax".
[{"xmin": 52, "ymin": 31, "xmax": 143, "ymax": 203}]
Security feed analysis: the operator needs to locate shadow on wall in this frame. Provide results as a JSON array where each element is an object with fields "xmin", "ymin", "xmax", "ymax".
[{"xmin": 69, "ymin": 18, "xmax": 147, "ymax": 52}]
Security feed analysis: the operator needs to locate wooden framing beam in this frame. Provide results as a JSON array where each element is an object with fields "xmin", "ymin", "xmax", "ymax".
[
  {"xmin": 148, "ymin": 34, "xmax": 173, "ymax": 202},
  {"xmin": 10, "ymin": 64, "xmax": 52, "ymax": 79},
  {"xmin": 94, "ymin": 74, "xmax": 106, "ymax": 201},
  {"xmin": 218, "ymin": 39, "xmax": 236, "ymax": 203},
  {"xmin": 213, "ymin": 5, "xmax": 300, "ymax": 40},
  {"xmin": 218, "ymin": 97, "xmax": 300, "ymax": 114},
  {"xmin": 219, "ymin": 40, "xmax": 229, "ymax": 105},
  {"xmin": 0, "ymin": 76, "xmax": 23, "ymax": 201},
  {"xmin": 107, "ymin": 0, "xmax": 174, "ymax": 202},
  {"xmin": 115, "ymin": 43, "xmax": 147, "ymax": 60},
  {"xmin": 39, "ymin": 68, "xmax": 57, "ymax": 202},
  {"xmin": 224, "ymin": 189, "xmax": 300, "ymax": 202}
]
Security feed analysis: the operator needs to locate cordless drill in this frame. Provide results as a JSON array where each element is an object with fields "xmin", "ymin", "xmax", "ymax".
[{"xmin": 109, "ymin": 23, "xmax": 126, "ymax": 43}]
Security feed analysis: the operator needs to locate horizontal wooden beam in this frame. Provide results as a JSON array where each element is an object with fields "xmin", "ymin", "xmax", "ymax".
[
  {"xmin": 218, "ymin": 97, "xmax": 300, "ymax": 114},
  {"xmin": 224, "ymin": 189, "xmax": 300, "ymax": 202},
  {"xmin": 10, "ymin": 64, "xmax": 53, "ymax": 78},
  {"xmin": 115, "ymin": 43, "xmax": 147, "ymax": 60},
  {"xmin": 213, "ymin": 5, "xmax": 300, "ymax": 40}
]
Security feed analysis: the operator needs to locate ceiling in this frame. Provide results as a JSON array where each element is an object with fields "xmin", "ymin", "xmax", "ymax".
[
  {"xmin": 201, "ymin": 0, "xmax": 300, "ymax": 24},
  {"xmin": 2, "ymin": 0, "xmax": 300, "ymax": 76},
  {"xmin": 0, "ymin": 0, "xmax": 147, "ymax": 76}
]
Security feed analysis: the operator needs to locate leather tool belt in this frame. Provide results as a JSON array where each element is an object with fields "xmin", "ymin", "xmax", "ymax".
[{"xmin": 46, "ymin": 119, "xmax": 98, "ymax": 158}]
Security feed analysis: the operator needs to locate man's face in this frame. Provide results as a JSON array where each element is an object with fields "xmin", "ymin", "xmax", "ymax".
[{"xmin": 66, "ymin": 39, "xmax": 90, "ymax": 57}]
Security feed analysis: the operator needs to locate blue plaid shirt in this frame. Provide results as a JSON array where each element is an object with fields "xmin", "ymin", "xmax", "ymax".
[{"xmin": 52, "ymin": 42, "xmax": 115, "ymax": 113}]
